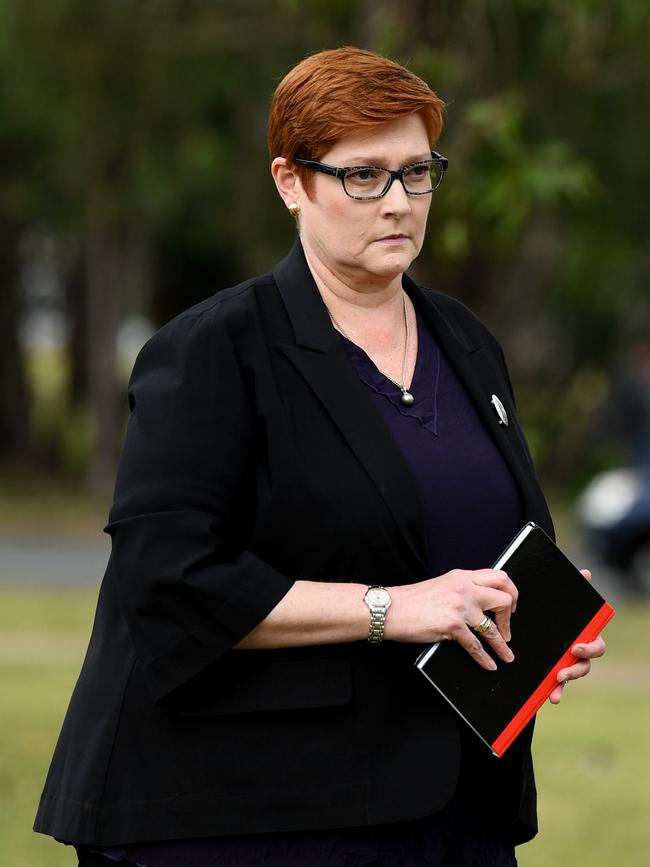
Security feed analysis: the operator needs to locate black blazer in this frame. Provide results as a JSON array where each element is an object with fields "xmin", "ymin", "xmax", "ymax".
[{"xmin": 35, "ymin": 240, "xmax": 553, "ymax": 847}]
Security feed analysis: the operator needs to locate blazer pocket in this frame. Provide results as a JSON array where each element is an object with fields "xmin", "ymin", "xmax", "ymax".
[{"xmin": 171, "ymin": 654, "xmax": 353, "ymax": 717}]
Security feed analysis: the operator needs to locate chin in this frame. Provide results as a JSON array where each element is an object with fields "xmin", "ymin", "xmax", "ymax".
[{"xmin": 367, "ymin": 249, "xmax": 415, "ymax": 277}]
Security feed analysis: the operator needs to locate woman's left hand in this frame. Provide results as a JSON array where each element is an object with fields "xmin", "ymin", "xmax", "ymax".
[{"xmin": 548, "ymin": 569, "xmax": 607, "ymax": 705}]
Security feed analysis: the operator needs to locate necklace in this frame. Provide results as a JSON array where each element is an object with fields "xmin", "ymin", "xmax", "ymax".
[{"xmin": 327, "ymin": 294, "xmax": 415, "ymax": 406}]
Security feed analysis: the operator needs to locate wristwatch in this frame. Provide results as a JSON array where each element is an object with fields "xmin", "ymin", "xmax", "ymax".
[{"xmin": 363, "ymin": 585, "xmax": 392, "ymax": 644}]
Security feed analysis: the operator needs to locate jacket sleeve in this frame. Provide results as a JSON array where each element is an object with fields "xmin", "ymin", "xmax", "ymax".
[{"xmin": 105, "ymin": 305, "xmax": 294, "ymax": 704}]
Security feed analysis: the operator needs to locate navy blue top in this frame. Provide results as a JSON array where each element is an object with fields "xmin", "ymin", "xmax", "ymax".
[
  {"xmin": 89, "ymin": 314, "xmax": 523, "ymax": 867},
  {"xmin": 341, "ymin": 311, "xmax": 524, "ymax": 577}
]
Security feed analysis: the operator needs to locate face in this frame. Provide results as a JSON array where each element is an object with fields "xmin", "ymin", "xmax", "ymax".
[{"xmin": 296, "ymin": 114, "xmax": 433, "ymax": 289}]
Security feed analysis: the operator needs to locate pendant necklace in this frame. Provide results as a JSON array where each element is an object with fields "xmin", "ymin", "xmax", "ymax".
[{"xmin": 327, "ymin": 294, "xmax": 415, "ymax": 406}]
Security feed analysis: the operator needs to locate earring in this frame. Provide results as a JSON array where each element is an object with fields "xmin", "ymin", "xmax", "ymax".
[{"xmin": 288, "ymin": 202, "xmax": 299, "ymax": 219}]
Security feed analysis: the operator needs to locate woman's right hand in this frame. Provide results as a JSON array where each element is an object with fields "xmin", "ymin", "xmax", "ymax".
[{"xmin": 385, "ymin": 569, "xmax": 518, "ymax": 670}]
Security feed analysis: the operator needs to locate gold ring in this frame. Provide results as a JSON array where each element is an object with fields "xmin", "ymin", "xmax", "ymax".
[{"xmin": 472, "ymin": 615, "xmax": 493, "ymax": 635}]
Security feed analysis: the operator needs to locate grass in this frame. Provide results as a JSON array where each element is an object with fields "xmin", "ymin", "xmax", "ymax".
[
  {"xmin": 0, "ymin": 586, "xmax": 647, "ymax": 867},
  {"xmin": 522, "ymin": 602, "xmax": 650, "ymax": 866},
  {"xmin": 0, "ymin": 588, "xmax": 98, "ymax": 867}
]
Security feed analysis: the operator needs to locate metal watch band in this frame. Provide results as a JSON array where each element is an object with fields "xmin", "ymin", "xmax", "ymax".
[
  {"xmin": 364, "ymin": 585, "xmax": 391, "ymax": 644},
  {"xmin": 367, "ymin": 608, "xmax": 387, "ymax": 644}
]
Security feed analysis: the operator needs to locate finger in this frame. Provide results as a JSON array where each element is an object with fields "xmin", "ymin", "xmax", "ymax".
[
  {"xmin": 492, "ymin": 607, "xmax": 512, "ymax": 643},
  {"xmin": 475, "ymin": 588, "xmax": 514, "ymax": 640},
  {"xmin": 475, "ymin": 585, "xmax": 516, "ymax": 614},
  {"xmin": 480, "ymin": 618, "xmax": 515, "ymax": 663},
  {"xmin": 472, "ymin": 570, "xmax": 519, "ymax": 612},
  {"xmin": 572, "ymin": 636, "xmax": 606, "ymax": 659},
  {"xmin": 548, "ymin": 681, "xmax": 566, "ymax": 705},
  {"xmin": 454, "ymin": 626, "xmax": 499, "ymax": 671},
  {"xmin": 558, "ymin": 659, "xmax": 591, "ymax": 682},
  {"xmin": 463, "ymin": 616, "xmax": 514, "ymax": 665},
  {"xmin": 580, "ymin": 568, "xmax": 592, "ymax": 582}
]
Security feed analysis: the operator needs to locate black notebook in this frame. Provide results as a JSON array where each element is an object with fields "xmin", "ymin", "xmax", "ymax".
[{"xmin": 415, "ymin": 522, "xmax": 615, "ymax": 757}]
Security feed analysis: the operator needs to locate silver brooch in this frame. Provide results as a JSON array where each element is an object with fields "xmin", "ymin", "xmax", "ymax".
[{"xmin": 490, "ymin": 394, "xmax": 509, "ymax": 426}]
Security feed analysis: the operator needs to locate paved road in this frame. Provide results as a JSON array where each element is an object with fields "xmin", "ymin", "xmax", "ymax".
[
  {"xmin": 0, "ymin": 533, "xmax": 109, "ymax": 586},
  {"xmin": 0, "ymin": 532, "xmax": 633, "ymax": 600}
]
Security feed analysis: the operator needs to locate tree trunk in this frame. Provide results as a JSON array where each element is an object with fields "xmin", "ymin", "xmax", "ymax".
[
  {"xmin": 0, "ymin": 218, "xmax": 31, "ymax": 464},
  {"xmin": 67, "ymin": 245, "xmax": 89, "ymax": 409}
]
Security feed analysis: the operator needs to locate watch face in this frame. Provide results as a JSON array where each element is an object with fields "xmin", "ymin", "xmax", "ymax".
[{"xmin": 367, "ymin": 588, "xmax": 390, "ymax": 607}]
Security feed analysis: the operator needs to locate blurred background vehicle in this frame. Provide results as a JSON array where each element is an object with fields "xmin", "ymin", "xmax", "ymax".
[{"xmin": 577, "ymin": 465, "xmax": 650, "ymax": 596}]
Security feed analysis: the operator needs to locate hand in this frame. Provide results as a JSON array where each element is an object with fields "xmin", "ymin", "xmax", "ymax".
[
  {"xmin": 548, "ymin": 569, "xmax": 607, "ymax": 705},
  {"xmin": 386, "ymin": 568, "xmax": 518, "ymax": 671}
]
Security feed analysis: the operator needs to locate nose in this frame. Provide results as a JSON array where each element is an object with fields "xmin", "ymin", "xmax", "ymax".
[{"xmin": 379, "ymin": 176, "xmax": 412, "ymax": 216}]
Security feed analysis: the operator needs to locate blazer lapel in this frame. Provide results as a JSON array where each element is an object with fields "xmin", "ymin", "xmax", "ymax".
[
  {"xmin": 273, "ymin": 241, "xmax": 429, "ymax": 575},
  {"xmin": 272, "ymin": 240, "xmax": 552, "ymax": 570},
  {"xmin": 406, "ymin": 275, "xmax": 552, "ymax": 532}
]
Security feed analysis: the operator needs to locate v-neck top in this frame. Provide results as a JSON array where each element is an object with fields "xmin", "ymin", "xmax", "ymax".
[{"xmin": 340, "ymin": 310, "xmax": 524, "ymax": 575}]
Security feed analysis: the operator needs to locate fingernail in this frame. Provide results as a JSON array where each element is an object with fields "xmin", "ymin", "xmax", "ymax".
[
  {"xmin": 573, "ymin": 645, "xmax": 584, "ymax": 654},
  {"xmin": 505, "ymin": 649, "xmax": 514, "ymax": 662},
  {"xmin": 488, "ymin": 659, "xmax": 497, "ymax": 671}
]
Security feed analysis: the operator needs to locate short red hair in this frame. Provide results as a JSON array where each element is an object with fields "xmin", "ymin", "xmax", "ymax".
[{"xmin": 268, "ymin": 46, "xmax": 445, "ymax": 191}]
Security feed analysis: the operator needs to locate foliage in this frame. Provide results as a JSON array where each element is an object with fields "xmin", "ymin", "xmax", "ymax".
[{"xmin": 0, "ymin": 0, "xmax": 648, "ymax": 489}]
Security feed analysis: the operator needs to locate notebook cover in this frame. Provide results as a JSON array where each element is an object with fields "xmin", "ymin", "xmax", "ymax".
[{"xmin": 415, "ymin": 522, "xmax": 615, "ymax": 757}]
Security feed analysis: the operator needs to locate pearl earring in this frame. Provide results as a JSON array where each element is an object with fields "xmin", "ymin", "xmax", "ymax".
[{"xmin": 288, "ymin": 202, "xmax": 299, "ymax": 219}]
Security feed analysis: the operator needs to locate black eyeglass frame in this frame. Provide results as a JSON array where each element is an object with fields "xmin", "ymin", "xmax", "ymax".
[{"xmin": 294, "ymin": 150, "xmax": 448, "ymax": 200}]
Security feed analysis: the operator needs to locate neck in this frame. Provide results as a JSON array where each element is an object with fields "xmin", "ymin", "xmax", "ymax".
[
  {"xmin": 301, "ymin": 246, "xmax": 406, "ymax": 339},
  {"xmin": 301, "ymin": 242, "xmax": 418, "ymax": 400}
]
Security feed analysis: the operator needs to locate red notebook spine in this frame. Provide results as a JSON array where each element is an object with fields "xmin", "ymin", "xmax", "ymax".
[{"xmin": 491, "ymin": 601, "xmax": 616, "ymax": 757}]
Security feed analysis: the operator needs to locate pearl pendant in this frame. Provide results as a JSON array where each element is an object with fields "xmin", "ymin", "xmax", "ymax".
[{"xmin": 400, "ymin": 390, "xmax": 415, "ymax": 406}]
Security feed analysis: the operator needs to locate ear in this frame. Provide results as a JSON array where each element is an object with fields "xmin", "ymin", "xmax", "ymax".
[{"xmin": 271, "ymin": 157, "xmax": 302, "ymax": 208}]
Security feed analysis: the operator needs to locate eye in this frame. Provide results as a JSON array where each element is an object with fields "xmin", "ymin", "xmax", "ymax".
[
  {"xmin": 404, "ymin": 164, "xmax": 430, "ymax": 180},
  {"xmin": 346, "ymin": 167, "xmax": 382, "ymax": 183}
]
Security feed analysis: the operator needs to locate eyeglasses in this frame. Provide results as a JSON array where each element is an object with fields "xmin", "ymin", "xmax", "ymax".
[{"xmin": 294, "ymin": 151, "xmax": 448, "ymax": 200}]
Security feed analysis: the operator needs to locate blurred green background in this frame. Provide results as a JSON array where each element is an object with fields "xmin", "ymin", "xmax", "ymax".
[
  {"xmin": 2, "ymin": 0, "xmax": 649, "ymax": 494},
  {"xmin": 1, "ymin": 0, "xmax": 649, "ymax": 864}
]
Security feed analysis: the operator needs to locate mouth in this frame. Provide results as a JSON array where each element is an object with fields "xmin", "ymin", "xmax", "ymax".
[{"xmin": 377, "ymin": 234, "xmax": 409, "ymax": 242}]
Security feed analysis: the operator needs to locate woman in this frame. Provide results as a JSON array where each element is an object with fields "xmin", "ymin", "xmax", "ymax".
[{"xmin": 35, "ymin": 46, "xmax": 605, "ymax": 866}]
